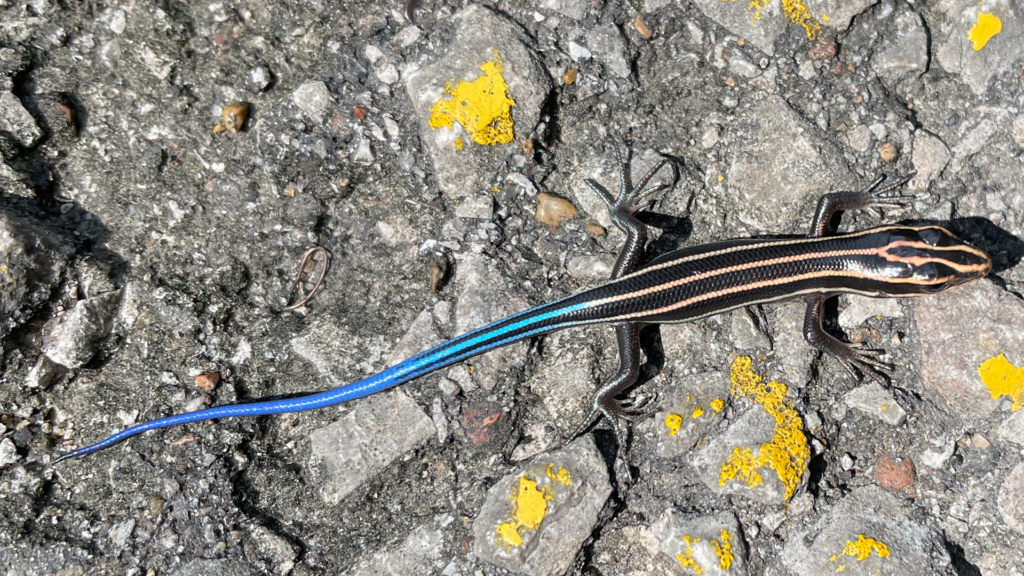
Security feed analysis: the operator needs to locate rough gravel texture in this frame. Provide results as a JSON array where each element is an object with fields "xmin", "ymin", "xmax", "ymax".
[{"xmin": 2, "ymin": 1, "xmax": 1023, "ymax": 575}]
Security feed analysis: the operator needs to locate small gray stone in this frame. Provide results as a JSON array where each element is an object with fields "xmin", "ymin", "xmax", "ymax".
[
  {"xmin": 728, "ymin": 55, "xmax": 760, "ymax": 78},
  {"xmin": 650, "ymin": 510, "xmax": 747, "ymax": 575},
  {"xmin": 998, "ymin": 463, "xmax": 1024, "ymax": 534},
  {"xmin": 919, "ymin": 438, "xmax": 956, "ymax": 470},
  {"xmin": 393, "ymin": 25, "xmax": 422, "ymax": 48},
  {"xmin": 568, "ymin": 41, "xmax": 591, "ymax": 61},
  {"xmin": 42, "ymin": 290, "xmax": 122, "ymax": 370},
  {"xmin": 473, "ymin": 436, "xmax": 611, "ymax": 576},
  {"xmin": 351, "ymin": 522, "xmax": 447, "ymax": 576},
  {"xmin": 566, "ymin": 254, "xmax": 614, "ymax": 281},
  {"xmin": 541, "ymin": 0, "xmax": 588, "ymax": 20},
  {"xmin": 248, "ymin": 65, "xmax": 272, "ymax": 92},
  {"xmin": 0, "ymin": 438, "xmax": 18, "ymax": 466},
  {"xmin": 108, "ymin": 519, "xmax": 134, "ymax": 550},
  {"xmin": 997, "ymin": 410, "xmax": 1024, "ymax": 446},
  {"xmin": 838, "ymin": 295, "xmax": 902, "ymax": 332},
  {"xmin": 1012, "ymin": 115, "xmax": 1024, "ymax": 147},
  {"xmin": 844, "ymin": 382, "xmax": 908, "ymax": 426},
  {"xmin": 107, "ymin": 8, "xmax": 126, "ymax": 34},
  {"xmin": 247, "ymin": 524, "xmax": 297, "ymax": 574},
  {"xmin": 950, "ymin": 118, "xmax": 999, "ymax": 174},
  {"xmin": 24, "ymin": 355, "xmax": 62, "ymax": 389},
  {"xmin": 846, "ymin": 124, "xmax": 873, "ymax": 152},
  {"xmin": 798, "ymin": 59, "xmax": 816, "ymax": 80},
  {"xmin": 309, "ymin": 389, "xmax": 435, "ymax": 504},
  {"xmin": 871, "ymin": 6, "xmax": 928, "ymax": 87},
  {"xmin": 292, "ymin": 81, "xmax": 333, "ymax": 120},
  {"xmin": 916, "ymin": 280, "xmax": 1024, "ymax": 424},
  {"xmin": 840, "ymin": 453, "xmax": 855, "ymax": 471},
  {"xmin": 586, "ymin": 25, "xmax": 630, "ymax": 78},
  {"xmin": 0, "ymin": 92, "xmax": 43, "ymax": 147},
  {"xmin": 782, "ymin": 485, "xmax": 952, "ymax": 576},
  {"xmin": 909, "ymin": 130, "xmax": 951, "ymax": 191},
  {"xmin": 454, "ymin": 194, "xmax": 494, "ymax": 220},
  {"xmin": 352, "ymin": 137, "xmax": 374, "ymax": 164},
  {"xmin": 728, "ymin": 309, "xmax": 770, "ymax": 352}
]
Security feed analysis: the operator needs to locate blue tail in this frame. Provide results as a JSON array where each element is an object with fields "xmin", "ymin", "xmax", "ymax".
[{"xmin": 56, "ymin": 298, "xmax": 593, "ymax": 462}]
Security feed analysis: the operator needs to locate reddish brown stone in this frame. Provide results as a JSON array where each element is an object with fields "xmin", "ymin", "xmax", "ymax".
[{"xmin": 876, "ymin": 455, "xmax": 915, "ymax": 490}]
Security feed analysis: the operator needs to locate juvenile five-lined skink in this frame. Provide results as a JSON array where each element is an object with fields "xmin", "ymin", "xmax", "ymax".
[{"xmin": 55, "ymin": 146, "xmax": 992, "ymax": 464}]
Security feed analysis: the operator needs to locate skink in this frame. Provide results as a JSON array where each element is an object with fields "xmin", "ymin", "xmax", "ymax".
[{"xmin": 55, "ymin": 147, "xmax": 992, "ymax": 464}]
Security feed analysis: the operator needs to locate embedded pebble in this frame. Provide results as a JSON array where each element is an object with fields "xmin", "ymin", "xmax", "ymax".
[
  {"xmin": 909, "ymin": 130, "xmax": 951, "ymax": 190},
  {"xmin": 916, "ymin": 280, "xmax": 1024, "ymax": 424},
  {"xmin": 454, "ymin": 194, "xmax": 494, "ymax": 220},
  {"xmin": 844, "ymin": 382, "xmax": 907, "ymax": 426},
  {"xmin": 0, "ymin": 438, "xmax": 18, "ymax": 466},
  {"xmin": 0, "ymin": 91, "xmax": 43, "ymax": 147},
  {"xmin": 535, "ymin": 193, "xmax": 577, "ymax": 227},
  {"xmin": 998, "ymin": 463, "xmax": 1024, "ymax": 534},
  {"xmin": 783, "ymin": 485, "xmax": 951, "ymax": 575},
  {"xmin": 472, "ymin": 436, "xmax": 611, "ymax": 576},
  {"xmin": 292, "ymin": 81, "xmax": 334, "ymax": 120},
  {"xmin": 650, "ymin": 510, "xmax": 747, "ymax": 575},
  {"xmin": 42, "ymin": 290, "xmax": 122, "ymax": 370}
]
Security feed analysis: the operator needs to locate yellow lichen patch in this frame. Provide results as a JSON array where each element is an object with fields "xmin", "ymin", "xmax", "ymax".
[
  {"xmin": 666, "ymin": 413, "xmax": 684, "ymax": 436},
  {"xmin": 547, "ymin": 463, "xmax": 572, "ymax": 485},
  {"xmin": 979, "ymin": 354, "xmax": 1024, "ymax": 411},
  {"xmin": 968, "ymin": 12, "xmax": 1002, "ymax": 51},
  {"xmin": 839, "ymin": 534, "xmax": 890, "ymax": 561},
  {"xmin": 711, "ymin": 398, "xmax": 725, "ymax": 412},
  {"xmin": 718, "ymin": 357, "xmax": 810, "ymax": 500},
  {"xmin": 428, "ymin": 54, "xmax": 515, "ymax": 146},
  {"xmin": 692, "ymin": 407, "xmax": 706, "ymax": 419},
  {"xmin": 676, "ymin": 535, "xmax": 705, "ymax": 574},
  {"xmin": 454, "ymin": 138, "xmax": 464, "ymax": 151},
  {"xmin": 729, "ymin": 0, "xmax": 822, "ymax": 40},
  {"xmin": 496, "ymin": 475, "xmax": 552, "ymax": 548},
  {"xmin": 713, "ymin": 530, "xmax": 734, "ymax": 570}
]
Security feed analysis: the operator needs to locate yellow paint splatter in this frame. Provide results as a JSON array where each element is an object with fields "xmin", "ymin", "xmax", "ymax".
[
  {"xmin": 547, "ymin": 463, "xmax": 572, "ymax": 485},
  {"xmin": 495, "ymin": 465, "xmax": 573, "ymax": 549},
  {"xmin": 713, "ymin": 530, "xmax": 734, "ymax": 570},
  {"xmin": 0, "ymin": 264, "xmax": 7, "ymax": 274},
  {"xmin": 454, "ymin": 137, "xmax": 464, "ymax": 151},
  {"xmin": 692, "ymin": 407, "xmax": 706, "ymax": 419},
  {"xmin": 496, "ymin": 475, "xmax": 552, "ymax": 548},
  {"xmin": 676, "ymin": 535, "xmax": 705, "ymax": 574},
  {"xmin": 666, "ymin": 413, "xmax": 684, "ymax": 436},
  {"xmin": 968, "ymin": 12, "xmax": 1002, "ymax": 51},
  {"xmin": 428, "ymin": 53, "xmax": 515, "ymax": 146},
  {"xmin": 979, "ymin": 354, "xmax": 1024, "ymax": 411},
  {"xmin": 711, "ymin": 398, "xmax": 725, "ymax": 412},
  {"xmin": 839, "ymin": 534, "xmax": 890, "ymax": 561},
  {"xmin": 728, "ymin": 0, "xmax": 822, "ymax": 40},
  {"xmin": 719, "ymin": 356, "xmax": 810, "ymax": 500}
]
